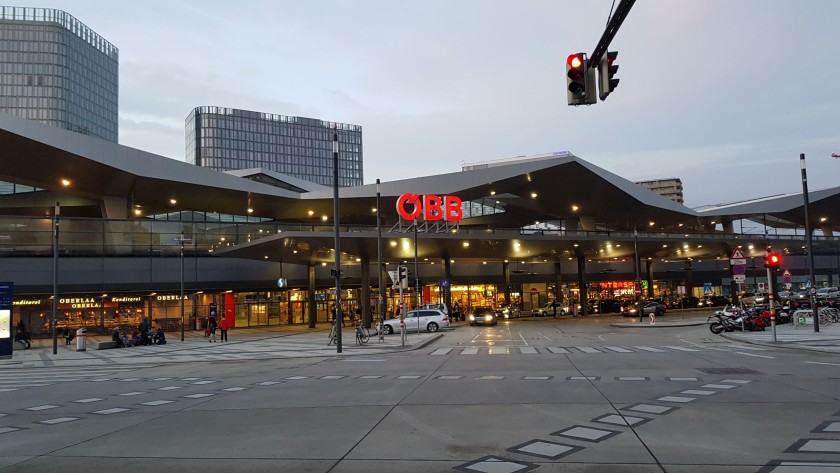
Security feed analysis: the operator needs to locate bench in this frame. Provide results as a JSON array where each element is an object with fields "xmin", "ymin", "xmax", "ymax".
[{"xmin": 94, "ymin": 341, "xmax": 119, "ymax": 350}]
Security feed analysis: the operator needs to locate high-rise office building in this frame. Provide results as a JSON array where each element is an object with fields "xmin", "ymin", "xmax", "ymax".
[
  {"xmin": 0, "ymin": 6, "xmax": 119, "ymax": 142},
  {"xmin": 635, "ymin": 178, "xmax": 684, "ymax": 204},
  {"xmin": 186, "ymin": 106, "xmax": 363, "ymax": 187}
]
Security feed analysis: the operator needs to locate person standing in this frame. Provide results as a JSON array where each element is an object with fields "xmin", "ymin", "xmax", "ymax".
[
  {"xmin": 452, "ymin": 301, "xmax": 461, "ymax": 322},
  {"xmin": 208, "ymin": 311, "xmax": 218, "ymax": 342},
  {"xmin": 218, "ymin": 314, "xmax": 230, "ymax": 342}
]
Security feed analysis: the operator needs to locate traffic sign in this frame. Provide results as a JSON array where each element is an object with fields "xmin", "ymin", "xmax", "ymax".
[
  {"xmin": 805, "ymin": 280, "xmax": 812, "ymax": 288},
  {"xmin": 733, "ymin": 274, "xmax": 746, "ymax": 283},
  {"xmin": 732, "ymin": 265, "xmax": 746, "ymax": 275},
  {"xmin": 703, "ymin": 283, "xmax": 713, "ymax": 295},
  {"xmin": 782, "ymin": 269, "xmax": 792, "ymax": 284},
  {"xmin": 529, "ymin": 288, "xmax": 538, "ymax": 295},
  {"xmin": 730, "ymin": 248, "xmax": 746, "ymax": 266},
  {"xmin": 634, "ymin": 288, "xmax": 642, "ymax": 296}
]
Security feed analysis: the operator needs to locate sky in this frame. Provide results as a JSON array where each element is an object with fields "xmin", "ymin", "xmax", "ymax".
[{"xmin": 11, "ymin": 0, "xmax": 840, "ymax": 207}]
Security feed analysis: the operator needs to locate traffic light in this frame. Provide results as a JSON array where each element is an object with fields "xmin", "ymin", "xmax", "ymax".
[
  {"xmin": 764, "ymin": 253, "xmax": 781, "ymax": 270},
  {"xmin": 398, "ymin": 265, "xmax": 408, "ymax": 289},
  {"xmin": 566, "ymin": 53, "xmax": 596, "ymax": 106},
  {"xmin": 598, "ymin": 51, "xmax": 619, "ymax": 100}
]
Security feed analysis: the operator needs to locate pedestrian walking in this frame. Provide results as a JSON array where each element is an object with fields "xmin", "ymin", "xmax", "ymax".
[
  {"xmin": 218, "ymin": 314, "xmax": 230, "ymax": 342},
  {"xmin": 452, "ymin": 301, "xmax": 461, "ymax": 322},
  {"xmin": 208, "ymin": 311, "xmax": 218, "ymax": 342},
  {"xmin": 649, "ymin": 307, "xmax": 656, "ymax": 325}
]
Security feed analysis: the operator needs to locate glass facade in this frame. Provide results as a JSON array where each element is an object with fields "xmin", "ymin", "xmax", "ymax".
[
  {"xmin": 186, "ymin": 106, "xmax": 363, "ymax": 187},
  {"xmin": 0, "ymin": 6, "xmax": 118, "ymax": 142}
]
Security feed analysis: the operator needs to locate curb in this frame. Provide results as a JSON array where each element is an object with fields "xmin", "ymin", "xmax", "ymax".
[
  {"xmin": 719, "ymin": 332, "xmax": 840, "ymax": 354},
  {"xmin": 611, "ymin": 321, "xmax": 707, "ymax": 328}
]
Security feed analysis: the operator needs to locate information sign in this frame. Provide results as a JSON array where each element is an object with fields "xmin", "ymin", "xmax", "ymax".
[
  {"xmin": 703, "ymin": 283, "xmax": 713, "ymax": 295},
  {"xmin": 733, "ymin": 274, "xmax": 746, "ymax": 283}
]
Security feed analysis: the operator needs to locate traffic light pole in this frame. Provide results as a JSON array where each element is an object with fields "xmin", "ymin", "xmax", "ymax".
[
  {"xmin": 800, "ymin": 153, "xmax": 819, "ymax": 333},
  {"xmin": 588, "ymin": 0, "xmax": 636, "ymax": 72},
  {"xmin": 765, "ymin": 249, "xmax": 777, "ymax": 342}
]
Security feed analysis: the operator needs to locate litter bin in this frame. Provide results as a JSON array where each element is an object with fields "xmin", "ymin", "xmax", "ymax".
[{"xmin": 76, "ymin": 328, "xmax": 87, "ymax": 351}]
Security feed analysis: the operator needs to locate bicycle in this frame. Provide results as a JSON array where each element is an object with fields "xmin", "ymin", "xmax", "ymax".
[
  {"xmin": 327, "ymin": 321, "xmax": 338, "ymax": 346},
  {"xmin": 354, "ymin": 319, "xmax": 370, "ymax": 345}
]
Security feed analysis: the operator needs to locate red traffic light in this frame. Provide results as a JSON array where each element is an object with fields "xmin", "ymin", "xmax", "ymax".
[
  {"xmin": 567, "ymin": 53, "xmax": 584, "ymax": 69},
  {"xmin": 764, "ymin": 253, "xmax": 782, "ymax": 269}
]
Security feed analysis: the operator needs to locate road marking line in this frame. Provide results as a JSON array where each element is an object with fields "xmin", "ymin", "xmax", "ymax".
[
  {"xmin": 93, "ymin": 408, "xmax": 130, "ymax": 415},
  {"xmin": 547, "ymin": 347, "xmax": 570, "ymax": 354},
  {"xmin": 430, "ymin": 348, "xmax": 451, "ymax": 355},
  {"xmin": 40, "ymin": 417, "xmax": 78, "ymax": 425},
  {"xmin": 576, "ymin": 347, "xmax": 602, "ymax": 354},
  {"xmin": 519, "ymin": 333, "xmax": 531, "ymax": 345},
  {"xmin": 806, "ymin": 361, "xmax": 840, "ymax": 367},
  {"xmin": 736, "ymin": 352, "xmax": 775, "ymax": 359},
  {"xmin": 658, "ymin": 396, "xmax": 696, "ymax": 403},
  {"xmin": 519, "ymin": 347, "xmax": 538, "ymax": 354},
  {"xmin": 461, "ymin": 348, "xmax": 479, "ymax": 355},
  {"xmin": 26, "ymin": 405, "xmax": 59, "ymax": 411},
  {"xmin": 633, "ymin": 346, "xmax": 666, "ymax": 352},
  {"xmin": 73, "ymin": 398, "xmax": 104, "ymax": 403},
  {"xmin": 141, "ymin": 400, "xmax": 174, "ymax": 406},
  {"xmin": 604, "ymin": 346, "xmax": 633, "ymax": 353},
  {"xmin": 662, "ymin": 346, "xmax": 699, "ymax": 352}
]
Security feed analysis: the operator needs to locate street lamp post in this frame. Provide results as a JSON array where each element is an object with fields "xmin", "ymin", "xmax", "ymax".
[
  {"xmin": 376, "ymin": 179, "xmax": 385, "ymax": 342},
  {"xmin": 51, "ymin": 202, "xmax": 59, "ymax": 355},
  {"xmin": 332, "ymin": 126, "xmax": 342, "ymax": 353},
  {"xmin": 174, "ymin": 231, "xmax": 192, "ymax": 342},
  {"xmin": 800, "ymin": 153, "xmax": 819, "ymax": 332},
  {"xmin": 634, "ymin": 229, "xmax": 643, "ymax": 324}
]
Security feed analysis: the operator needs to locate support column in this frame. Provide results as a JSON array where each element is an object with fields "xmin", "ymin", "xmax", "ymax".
[
  {"xmin": 821, "ymin": 225, "xmax": 834, "ymax": 237},
  {"xmin": 361, "ymin": 257, "xmax": 371, "ymax": 328},
  {"xmin": 554, "ymin": 262, "xmax": 562, "ymax": 303},
  {"xmin": 503, "ymin": 261, "xmax": 511, "ymax": 306},
  {"xmin": 308, "ymin": 264, "xmax": 316, "ymax": 328},
  {"xmin": 646, "ymin": 259, "xmax": 654, "ymax": 298},
  {"xmin": 577, "ymin": 255, "xmax": 588, "ymax": 316}
]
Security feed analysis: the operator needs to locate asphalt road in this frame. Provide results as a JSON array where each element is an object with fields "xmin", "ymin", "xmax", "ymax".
[{"xmin": 1, "ymin": 317, "xmax": 839, "ymax": 473}]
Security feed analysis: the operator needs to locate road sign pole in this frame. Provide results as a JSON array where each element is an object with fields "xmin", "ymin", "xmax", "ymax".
[{"xmin": 766, "ymin": 264, "xmax": 777, "ymax": 342}]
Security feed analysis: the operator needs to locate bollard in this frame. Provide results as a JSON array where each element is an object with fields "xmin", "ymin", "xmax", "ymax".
[{"xmin": 75, "ymin": 328, "xmax": 87, "ymax": 351}]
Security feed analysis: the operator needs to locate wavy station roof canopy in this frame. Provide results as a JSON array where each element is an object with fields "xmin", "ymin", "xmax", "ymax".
[{"xmin": 1, "ymin": 112, "xmax": 838, "ymax": 266}]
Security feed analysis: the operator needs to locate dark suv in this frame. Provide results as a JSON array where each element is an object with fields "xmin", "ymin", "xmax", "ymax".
[{"xmin": 469, "ymin": 306, "xmax": 498, "ymax": 326}]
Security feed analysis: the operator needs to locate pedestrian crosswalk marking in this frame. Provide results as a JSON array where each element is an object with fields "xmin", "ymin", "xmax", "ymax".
[
  {"xmin": 519, "ymin": 347, "xmax": 538, "ymax": 354},
  {"xmin": 431, "ymin": 348, "xmax": 451, "ymax": 355},
  {"xmin": 462, "ymin": 348, "xmax": 479, "ymax": 355},
  {"xmin": 634, "ymin": 346, "xmax": 666, "ymax": 352},
  {"xmin": 576, "ymin": 347, "xmax": 602, "ymax": 354},
  {"xmin": 604, "ymin": 346, "xmax": 633, "ymax": 353},
  {"xmin": 547, "ymin": 347, "xmax": 570, "ymax": 354},
  {"xmin": 662, "ymin": 346, "xmax": 699, "ymax": 352}
]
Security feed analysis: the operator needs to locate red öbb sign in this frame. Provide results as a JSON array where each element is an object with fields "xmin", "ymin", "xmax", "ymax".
[{"xmin": 396, "ymin": 193, "xmax": 463, "ymax": 221}]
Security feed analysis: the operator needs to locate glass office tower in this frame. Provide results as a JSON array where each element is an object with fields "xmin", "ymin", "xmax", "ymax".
[
  {"xmin": 0, "ymin": 6, "xmax": 118, "ymax": 142},
  {"xmin": 186, "ymin": 106, "xmax": 363, "ymax": 187}
]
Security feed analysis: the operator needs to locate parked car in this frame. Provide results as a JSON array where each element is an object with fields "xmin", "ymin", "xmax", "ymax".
[
  {"xmin": 377, "ymin": 309, "xmax": 449, "ymax": 334},
  {"xmin": 642, "ymin": 301, "xmax": 667, "ymax": 317},
  {"xmin": 418, "ymin": 303, "xmax": 448, "ymax": 316},
  {"xmin": 621, "ymin": 301, "xmax": 640, "ymax": 317},
  {"xmin": 740, "ymin": 292, "xmax": 757, "ymax": 305},
  {"xmin": 469, "ymin": 306, "xmax": 498, "ymax": 326},
  {"xmin": 679, "ymin": 296, "xmax": 700, "ymax": 308},
  {"xmin": 530, "ymin": 301, "xmax": 569, "ymax": 317},
  {"xmin": 709, "ymin": 295, "xmax": 730, "ymax": 306},
  {"xmin": 598, "ymin": 299, "xmax": 623, "ymax": 313},
  {"xmin": 816, "ymin": 287, "xmax": 840, "ymax": 299},
  {"xmin": 495, "ymin": 304, "xmax": 520, "ymax": 319}
]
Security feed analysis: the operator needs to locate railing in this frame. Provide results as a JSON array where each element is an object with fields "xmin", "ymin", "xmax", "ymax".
[{"xmin": 0, "ymin": 215, "xmax": 835, "ymax": 258}]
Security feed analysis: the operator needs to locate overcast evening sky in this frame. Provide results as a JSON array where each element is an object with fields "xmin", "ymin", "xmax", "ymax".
[{"xmin": 11, "ymin": 0, "xmax": 840, "ymax": 207}]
